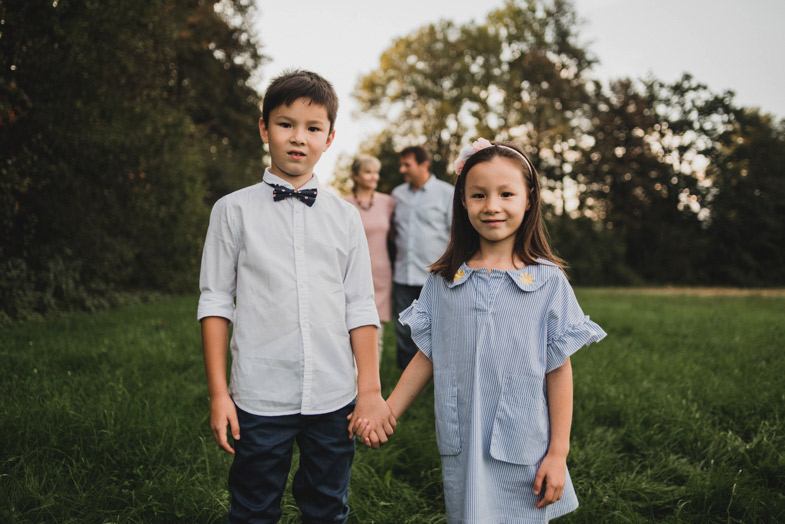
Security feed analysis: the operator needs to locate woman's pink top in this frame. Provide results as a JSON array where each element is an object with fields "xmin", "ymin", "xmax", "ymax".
[{"xmin": 345, "ymin": 192, "xmax": 394, "ymax": 322}]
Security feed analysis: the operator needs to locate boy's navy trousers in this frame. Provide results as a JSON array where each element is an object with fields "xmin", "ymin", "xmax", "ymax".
[{"xmin": 227, "ymin": 402, "xmax": 356, "ymax": 524}]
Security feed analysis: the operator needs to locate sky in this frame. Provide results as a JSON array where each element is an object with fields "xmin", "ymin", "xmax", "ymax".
[{"xmin": 254, "ymin": 0, "xmax": 785, "ymax": 184}]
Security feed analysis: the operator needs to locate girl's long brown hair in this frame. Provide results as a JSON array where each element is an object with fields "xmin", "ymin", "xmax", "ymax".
[{"xmin": 430, "ymin": 143, "xmax": 565, "ymax": 281}]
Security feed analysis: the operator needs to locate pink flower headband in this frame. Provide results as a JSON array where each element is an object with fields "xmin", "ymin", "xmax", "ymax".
[{"xmin": 453, "ymin": 138, "xmax": 532, "ymax": 175}]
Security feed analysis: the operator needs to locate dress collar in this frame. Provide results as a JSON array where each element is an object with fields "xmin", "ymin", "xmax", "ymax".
[{"xmin": 446, "ymin": 259, "xmax": 558, "ymax": 292}]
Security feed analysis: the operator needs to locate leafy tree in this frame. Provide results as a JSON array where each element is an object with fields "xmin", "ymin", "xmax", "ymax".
[
  {"xmin": 353, "ymin": 0, "xmax": 594, "ymax": 196},
  {"xmin": 703, "ymin": 109, "xmax": 785, "ymax": 285},
  {"xmin": 353, "ymin": 0, "xmax": 785, "ymax": 286},
  {"xmin": 575, "ymin": 76, "xmax": 720, "ymax": 283},
  {"xmin": 0, "ymin": 0, "xmax": 264, "ymax": 318},
  {"xmin": 354, "ymin": 18, "xmax": 497, "ymax": 179}
]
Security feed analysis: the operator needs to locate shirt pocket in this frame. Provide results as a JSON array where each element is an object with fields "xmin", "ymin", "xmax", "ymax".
[
  {"xmin": 489, "ymin": 374, "xmax": 549, "ymax": 465},
  {"xmin": 416, "ymin": 201, "xmax": 448, "ymax": 228},
  {"xmin": 434, "ymin": 385, "xmax": 461, "ymax": 456}
]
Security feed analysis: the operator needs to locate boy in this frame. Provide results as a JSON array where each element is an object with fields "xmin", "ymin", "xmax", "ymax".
[{"xmin": 198, "ymin": 70, "xmax": 395, "ymax": 523}]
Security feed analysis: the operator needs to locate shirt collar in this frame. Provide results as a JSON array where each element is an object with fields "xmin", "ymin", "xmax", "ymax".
[
  {"xmin": 446, "ymin": 259, "xmax": 557, "ymax": 292},
  {"xmin": 263, "ymin": 168, "xmax": 320, "ymax": 191},
  {"xmin": 409, "ymin": 173, "xmax": 435, "ymax": 192}
]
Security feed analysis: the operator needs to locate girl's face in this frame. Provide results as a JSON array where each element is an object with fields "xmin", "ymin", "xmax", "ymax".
[
  {"xmin": 353, "ymin": 163, "xmax": 380, "ymax": 191},
  {"xmin": 462, "ymin": 156, "xmax": 530, "ymax": 249}
]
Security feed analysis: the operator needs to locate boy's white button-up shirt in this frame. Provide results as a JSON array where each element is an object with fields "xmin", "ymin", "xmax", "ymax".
[{"xmin": 198, "ymin": 170, "xmax": 380, "ymax": 416}]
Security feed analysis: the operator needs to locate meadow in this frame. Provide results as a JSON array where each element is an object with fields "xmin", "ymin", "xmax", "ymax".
[{"xmin": 1, "ymin": 290, "xmax": 783, "ymax": 523}]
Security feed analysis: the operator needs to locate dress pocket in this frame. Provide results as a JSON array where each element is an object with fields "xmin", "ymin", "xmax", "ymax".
[
  {"xmin": 433, "ymin": 386, "xmax": 461, "ymax": 456},
  {"xmin": 489, "ymin": 374, "xmax": 549, "ymax": 465}
]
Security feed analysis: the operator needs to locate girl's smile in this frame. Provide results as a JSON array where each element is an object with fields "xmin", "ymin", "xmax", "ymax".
[{"xmin": 462, "ymin": 156, "xmax": 530, "ymax": 250}]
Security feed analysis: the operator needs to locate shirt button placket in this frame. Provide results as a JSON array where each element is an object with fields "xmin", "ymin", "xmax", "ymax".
[
  {"xmin": 406, "ymin": 190, "xmax": 419, "ymax": 284},
  {"xmin": 294, "ymin": 203, "xmax": 312, "ymax": 412}
]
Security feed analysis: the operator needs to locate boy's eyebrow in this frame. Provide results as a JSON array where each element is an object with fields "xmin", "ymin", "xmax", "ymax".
[{"xmin": 272, "ymin": 114, "xmax": 329, "ymax": 126}]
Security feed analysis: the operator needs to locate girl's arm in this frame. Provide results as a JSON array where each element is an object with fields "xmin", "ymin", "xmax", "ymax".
[
  {"xmin": 352, "ymin": 350, "xmax": 433, "ymax": 447},
  {"xmin": 387, "ymin": 351, "xmax": 434, "ymax": 419},
  {"xmin": 534, "ymin": 357, "xmax": 573, "ymax": 509}
]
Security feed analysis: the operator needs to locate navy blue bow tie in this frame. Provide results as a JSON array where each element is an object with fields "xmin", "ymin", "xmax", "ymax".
[{"xmin": 268, "ymin": 183, "xmax": 318, "ymax": 207}]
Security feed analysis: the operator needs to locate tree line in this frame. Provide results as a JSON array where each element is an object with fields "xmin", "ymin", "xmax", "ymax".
[
  {"xmin": 2, "ymin": 0, "xmax": 783, "ymax": 320},
  {"xmin": 347, "ymin": 0, "xmax": 785, "ymax": 287},
  {"xmin": 1, "ymin": 0, "xmax": 264, "ymax": 319}
]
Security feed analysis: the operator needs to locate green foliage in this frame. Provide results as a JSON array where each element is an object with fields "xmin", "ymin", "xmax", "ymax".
[
  {"xmin": 352, "ymin": 0, "xmax": 785, "ymax": 286},
  {"xmin": 353, "ymin": 0, "xmax": 594, "ymax": 184},
  {"xmin": 547, "ymin": 215, "xmax": 641, "ymax": 285},
  {"xmin": 0, "ymin": 0, "xmax": 265, "ymax": 319},
  {"xmin": 2, "ymin": 292, "xmax": 784, "ymax": 522},
  {"xmin": 703, "ymin": 110, "xmax": 785, "ymax": 285}
]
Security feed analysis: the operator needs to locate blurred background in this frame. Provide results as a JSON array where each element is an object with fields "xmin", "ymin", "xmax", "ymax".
[{"xmin": 2, "ymin": 0, "xmax": 784, "ymax": 320}]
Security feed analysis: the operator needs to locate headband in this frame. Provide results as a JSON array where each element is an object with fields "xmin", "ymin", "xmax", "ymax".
[{"xmin": 453, "ymin": 138, "xmax": 534, "ymax": 176}]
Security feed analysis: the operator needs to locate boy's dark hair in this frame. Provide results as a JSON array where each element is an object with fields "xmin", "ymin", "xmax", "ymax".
[
  {"xmin": 399, "ymin": 145, "xmax": 430, "ymax": 165},
  {"xmin": 430, "ymin": 143, "xmax": 564, "ymax": 281},
  {"xmin": 262, "ymin": 69, "xmax": 339, "ymax": 132}
]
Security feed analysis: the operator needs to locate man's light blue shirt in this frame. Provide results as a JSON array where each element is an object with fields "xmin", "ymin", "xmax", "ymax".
[{"xmin": 391, "ymin": 175, "xmax": 454, "ymax": 286}]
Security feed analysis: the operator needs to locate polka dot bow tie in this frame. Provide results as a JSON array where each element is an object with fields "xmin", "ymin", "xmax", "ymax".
[{"xmin": 268, "ymin": 183, "xmax": 318, "ymax": 207}]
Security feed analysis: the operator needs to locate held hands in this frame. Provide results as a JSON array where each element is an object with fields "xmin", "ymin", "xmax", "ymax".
[
  {"xmin": 209, "ymin": 393, "xmax": 240, "ymax": 454},
  {"xmin": 346, "ymin": 393, "xmax": 396, "ymax": 449},
  {"xmin": 533, "ymin": 451, "xmax": 567, "ymax": 509}
]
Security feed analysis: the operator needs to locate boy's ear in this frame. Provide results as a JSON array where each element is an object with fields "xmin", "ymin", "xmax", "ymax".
[
  {"xmin": 323, "ymin": 128, "xmax": 336, "ymax": 151},
  {"xmin": 259, "ymin": 117, "xmax": 269, "ymax": 144}
]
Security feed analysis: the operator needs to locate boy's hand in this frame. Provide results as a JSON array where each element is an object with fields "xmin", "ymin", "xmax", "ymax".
[
  {"xmin": 533, "ymin": 452, "xmax": 567, "ymax": 508},
  {"xmin": 346, "ymin": 394, "xmax": 396, "ymax": 448},
  {"xmin": 346, "ymin": 414, "xmax": 392, "ymax": 449},
  {"xmin": 210, "ymin": 393, "xmax": 240, "ymax": 454}
]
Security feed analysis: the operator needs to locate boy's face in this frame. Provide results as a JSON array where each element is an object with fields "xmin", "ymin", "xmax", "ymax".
[{"xmin": 259, "ymin": 98, "xmax": 335, "ymax": 188}]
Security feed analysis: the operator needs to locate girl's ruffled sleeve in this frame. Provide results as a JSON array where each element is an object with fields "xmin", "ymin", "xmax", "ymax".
[
  {"xmin": 545, "ymin": 274, "xmax": 606, "ymax": 372},
  {"xmin": 398, "ymin": 274, "xmax": 435, "ymax": 360}
]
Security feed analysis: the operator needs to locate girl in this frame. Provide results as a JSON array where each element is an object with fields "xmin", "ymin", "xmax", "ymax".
[
  {"xmin": 383, "ymin": 139, "xmax": 606, "ymax": 522},
  {"xmin": 344, "ymin": 154, "xmax": 395, "ymax": 357}
]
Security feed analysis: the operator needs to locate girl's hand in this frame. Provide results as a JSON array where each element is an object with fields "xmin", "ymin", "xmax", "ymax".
[
  {"xmin": 346, "ymin": 394, "xmax": 396, "ymax": 448},
  {"xmin": 533, "ymin": 452, "xmax": 567, "ymax": 509},
  {"xmin": 346, "ymin": 411, "xmax": 372, "ymax": 440}
]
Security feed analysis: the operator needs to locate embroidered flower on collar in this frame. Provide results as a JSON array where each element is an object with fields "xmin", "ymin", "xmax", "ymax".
[
  {"xmin": 520, "ymin": 272, "xmax": 535, "ymax": 285},
  {"xmin": 453, "ymin": 269, "xmax": 466, "ymax": 282}
]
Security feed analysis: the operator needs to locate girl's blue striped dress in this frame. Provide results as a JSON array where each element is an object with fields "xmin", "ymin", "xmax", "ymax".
[{"xmin": 400, "ymin": 259, "xmax": 606, "ymax": 523}]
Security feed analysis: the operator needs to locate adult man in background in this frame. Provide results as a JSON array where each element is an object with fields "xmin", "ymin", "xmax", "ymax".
[{"xmin": 391, "ymin": 146, "xmax": 454, "ymax": 369}]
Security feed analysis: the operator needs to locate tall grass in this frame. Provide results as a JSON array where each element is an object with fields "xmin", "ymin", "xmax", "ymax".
[{"xmin": 1, "ymin": 290, "xmax": 783, "ymax": 523}]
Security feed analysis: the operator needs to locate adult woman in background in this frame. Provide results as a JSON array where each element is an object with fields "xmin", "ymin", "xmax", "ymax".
[{"xmin": 344, "ymin": 154, "xmax": 395, "ymax": 359}]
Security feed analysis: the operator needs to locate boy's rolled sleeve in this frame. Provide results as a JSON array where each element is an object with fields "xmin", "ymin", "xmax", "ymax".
[
  {"xmin": 343, "ymin": 209, "xmax": 380, "ymax": 331},
  {"xmin": 197, "ymin": 197, "xmax": 239, "ymax": 322},
  {"xmin": 197, "ymin": 291, "xmax": 235, "ymax": 323}
]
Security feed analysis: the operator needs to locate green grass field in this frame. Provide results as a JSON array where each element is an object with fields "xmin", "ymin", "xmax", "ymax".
[{"xmin": 1, "ymin": 290, "xmax": 784, "ymax": 523}]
